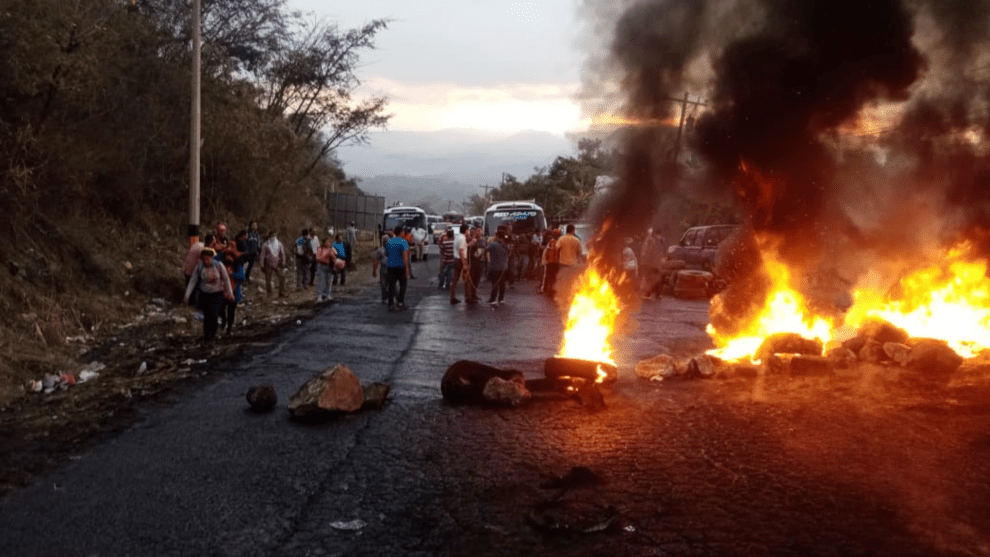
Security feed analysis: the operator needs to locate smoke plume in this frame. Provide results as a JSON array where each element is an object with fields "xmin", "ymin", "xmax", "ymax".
[{"xmin": 582, "ymin": 0, "xmax": 990, "ymax": 321}]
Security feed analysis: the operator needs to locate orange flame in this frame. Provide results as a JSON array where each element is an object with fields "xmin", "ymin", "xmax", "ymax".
[
  {"xmin": 846, "ymin": 244, "xmax": 990, "ymax": 358},
  {"xmin": 558, "ymin": 263, "xmax": 623, "ymax": 380},
  {"xmin": 707, "ymin": 246, "xmax": 835, "ymax": 362},
  {"xmin": 708, "ymin": 240, "xmax": 990, "ymax": 362}
]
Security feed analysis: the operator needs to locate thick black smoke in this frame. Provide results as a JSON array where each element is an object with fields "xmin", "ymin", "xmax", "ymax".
[
  {"xmin": 694, "ymin": 0, "xmax": 922, "ymax": 261},
  {"xmin": 583, "ymin": 0, "xmax": 990, "ymax": 330}
]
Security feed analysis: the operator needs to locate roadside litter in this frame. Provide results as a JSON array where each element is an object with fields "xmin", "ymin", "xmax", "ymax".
[{"xmin": 28, "ymin": 361, "xmax": 105, "ymax": 394}]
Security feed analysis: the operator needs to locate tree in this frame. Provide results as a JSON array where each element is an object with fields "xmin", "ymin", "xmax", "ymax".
[{"xmin": 257, "ymin": 19, "xmax": 390, "ymax": 181}]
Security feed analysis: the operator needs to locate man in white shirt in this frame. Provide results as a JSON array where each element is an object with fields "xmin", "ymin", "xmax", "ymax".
[
  {"xmin": 449, "ymin": 224, "xmax": 468, "ymax": 304},
  {"xmin": 411, "ymin": 225, "xmax": 427, "ymax": 262}
]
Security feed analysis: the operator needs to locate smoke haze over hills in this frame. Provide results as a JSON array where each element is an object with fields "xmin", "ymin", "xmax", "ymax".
[{"xmin": 336, "ymin": 129, "xmax": 576, "ymax": 208}]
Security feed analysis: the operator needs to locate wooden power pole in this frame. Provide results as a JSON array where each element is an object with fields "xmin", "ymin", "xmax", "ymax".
[{"xmin": 667, "ymin": 93, "xmax": 707, "ymax": 162}]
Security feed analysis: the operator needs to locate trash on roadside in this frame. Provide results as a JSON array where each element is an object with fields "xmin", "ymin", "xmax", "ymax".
[
  {"xmin": 328, "ymin": 519, "xmax": 366, "ymax": 531},
  {"xmin": 136, "ymin": 361, "xmax": 148, "ymax": 375},
  {"xmin": 526, "ymin": 500, "xmax": 618, "ymax": 534}
]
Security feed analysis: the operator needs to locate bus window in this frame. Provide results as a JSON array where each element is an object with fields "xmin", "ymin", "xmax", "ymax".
[
  {"xmin": 384, "ymin": 209, "xmax": 426, "ymax": 231},
  {"xmin": 484, "ymin": 208, "xmax": 547, "ymax": 236}
]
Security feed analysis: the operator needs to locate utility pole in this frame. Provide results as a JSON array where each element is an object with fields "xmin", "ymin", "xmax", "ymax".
[
  {"xmin": 479, "ymin": 184, "xmax": 494, "ymax": 203},
  {"xmin": 666, "ymin": 92, "xmax": 707, "ymax": 163},
  {"xmin": 188, "ymin": 0, "xmax": 201, "ymax": 247}
]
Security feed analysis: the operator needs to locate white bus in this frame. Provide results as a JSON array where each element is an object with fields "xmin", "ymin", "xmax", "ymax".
[
  {"xmin": 383, "ymin": 206, "xmax": 428, "ymax": 233},
  {"xmin": 483, "ymin": 200, "xmax": 547, "ymax": 237}
]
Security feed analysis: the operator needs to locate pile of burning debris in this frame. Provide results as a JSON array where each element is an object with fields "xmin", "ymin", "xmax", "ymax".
[
  {"xmin": 637, "ymin": 318, "xmax": 975, "ymax": 386},
  {"xmin": 440, "ymin": 357, "xmax": 617, "ymax": 409}
]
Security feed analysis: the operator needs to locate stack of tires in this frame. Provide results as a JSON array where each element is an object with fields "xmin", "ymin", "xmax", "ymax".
[{"xmin": 672, "ymin": 269, "xmax": 713, "ymax": 299}]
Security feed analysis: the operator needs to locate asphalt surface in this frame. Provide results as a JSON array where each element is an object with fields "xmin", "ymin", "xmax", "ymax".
[{"xmin": 2, "ymin": 255, "xmax": 989, "ymax": 557}]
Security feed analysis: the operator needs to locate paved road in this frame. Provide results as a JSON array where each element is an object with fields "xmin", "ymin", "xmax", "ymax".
[{"xmin": 2, "ymin": 257, "xmax": 988, "ymax": 557}]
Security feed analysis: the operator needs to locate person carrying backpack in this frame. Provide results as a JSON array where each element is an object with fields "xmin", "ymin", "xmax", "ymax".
[{"xmin": 295, "ymin": 229, "xmax": 313, "ymax": 290}]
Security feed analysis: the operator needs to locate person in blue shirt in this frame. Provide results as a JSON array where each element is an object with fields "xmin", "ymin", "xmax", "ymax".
[
  {"xmin": 332, "ymin": 234, "xmax": 347, "ymax": 286},
  {"xmin": 384, "ymin": 225, "xmax": 410, "ymax": 311}
]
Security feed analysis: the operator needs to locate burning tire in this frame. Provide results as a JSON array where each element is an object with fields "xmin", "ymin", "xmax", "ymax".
[{"xmin": 673, "ymin": 270, "xmax": 712, "ymax": 299}]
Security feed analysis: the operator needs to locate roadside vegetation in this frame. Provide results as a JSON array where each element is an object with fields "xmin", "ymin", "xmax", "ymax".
[{"xmin": 0, "ymin": 0, "xmax": 388, "ymax": 401}]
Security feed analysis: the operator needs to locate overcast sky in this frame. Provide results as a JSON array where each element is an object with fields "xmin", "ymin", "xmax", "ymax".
[{"xmin": 287, "ymin": 0, "xmax": 589, "ymax": 134}]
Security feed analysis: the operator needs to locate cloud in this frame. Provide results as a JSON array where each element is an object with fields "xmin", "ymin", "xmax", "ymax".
[{"xmin": 358, "ymin": 77, "xmax": 586, "ymax": 132}]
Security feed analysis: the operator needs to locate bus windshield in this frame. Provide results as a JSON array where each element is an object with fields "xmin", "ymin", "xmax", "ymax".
[
  {"xmin": 384, "ymin": 210, "xmax": 426, "ymax": 231},
  {"xmin": 484, "ymin": 208, "xmax": 546, "ymax": 236}
]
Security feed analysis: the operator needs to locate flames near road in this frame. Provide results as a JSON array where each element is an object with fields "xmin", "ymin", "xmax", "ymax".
[
  {"xmin": 577, "ymin": 0, "xmax": 990, "ymax": 367},
  {"xmin": 557, "ymin": 266, "xmax": 622, "ymax": 381}
]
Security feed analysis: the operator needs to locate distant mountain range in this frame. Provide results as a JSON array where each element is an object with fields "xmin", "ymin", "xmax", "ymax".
[{"xmin": 335, "ymin": 129, "xmax": 578, "ymax": 209}]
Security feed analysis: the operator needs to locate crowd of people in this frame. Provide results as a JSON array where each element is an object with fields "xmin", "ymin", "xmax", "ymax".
[
  {"xmin": 182, "ymin": 221, "xmax": 360, "ymax": 342},
  {"xmin": 181, "ymin": 218, "xmax": 669, "ymax": 341}
]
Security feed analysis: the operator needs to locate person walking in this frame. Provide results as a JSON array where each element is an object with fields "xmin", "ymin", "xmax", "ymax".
[
  {"xmin": 184, "ymin": 248, "xmax": 234, "ymax": 343},
  {"xmin": 331, "ymin": 234, "xmax": 347, "ymax": 286},
  {"xmin": 487, "ymin": 227, "xmax": 511, "ymax": 307},
  {"xmin": 260, "ymin": 231, "xmax": 286, "ymax": 297},
  {"xmin": 449, "ymin": 224, "xmax": 468, "ymax": 304},
  {"xmin": 555, "ymin": 224, "xmax": 584, "ymax": 305},
  {"xmin": 401, "ymin": 227, "xmax": 417, "ymax": 279},
  {"xmin": 315, "ymin": 237, "xmax": 338, "ymax": 303},
  {"xmin": 243, "ymin": 221, "xmax": 261, "ymax": 283},
  {"xmin": 295, "ymin": 229, "xmax": 312, "ymax": 290},
  {"xmin": 639, "ymin": 228, "xmax": 667, "ymax": 299},
  {"xmin": 346, "ymin": 222, "xmax": 358, "ymax": 269},
  {"xmin": 384, "ymin": 226, "xmax": 410, "ymax": 311},
  {"xmin": 467, "ymin": 227, "xmax": 487, "ymax": 304},
  {"xmin": 371, "ymin": 234, "xmax": 390, "ymax": 303},
  {"xmin": 182, "ymin": 234, "xmax": 212, "ymax": 308},
  {"xmin": 308, "ymin": 229, "xmax": 320, "ymax": 287},
  {"xmin": 411, "ymin": 224, "xmax": 427, "ymax": 262},
  {"xmin": 437, "ymin": 228, "xmax": 455, "ymax": 290},
  {"xmin": 219, "ymin": 253, "xmax": 245, "ymax": 336},
  {"xmin": 541, "ymin": 229, "xmax": 561, "ymax": 297}
]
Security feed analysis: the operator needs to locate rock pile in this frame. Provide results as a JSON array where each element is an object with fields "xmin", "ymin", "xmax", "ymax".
[{"xmin": 635, "ymin": 319, "xmax": 968, "ymax": 385}]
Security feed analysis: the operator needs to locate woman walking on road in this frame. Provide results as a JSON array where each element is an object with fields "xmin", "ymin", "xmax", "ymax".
[
  {"xmin": 315, "ymin": 237, "xmax": 338, "ymax": 303},
  {"xmin": 184, "ymin": 248, "xmax": 234, "ymax": 342}
]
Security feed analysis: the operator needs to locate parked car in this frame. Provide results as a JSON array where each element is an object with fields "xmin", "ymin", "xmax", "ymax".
[
  {"xmin": 431, "ymin": 222, "xmax": 452, "ymax": 244},
  {"xmin": 666, "ymin": 225, "xmax": 740, "ymax": 273}
]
